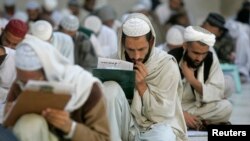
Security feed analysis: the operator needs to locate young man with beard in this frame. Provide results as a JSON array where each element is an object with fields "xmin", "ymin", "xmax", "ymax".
[
  {"xmin": 103, "ymin": 13, "xmax": 188, "ymax": 141},
  {"xmin": 168, "ymin": 26, "xmax": 232, "ymax": 130}
]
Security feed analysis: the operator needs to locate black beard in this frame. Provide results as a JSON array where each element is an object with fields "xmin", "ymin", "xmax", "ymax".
[
  {"xmin": 183, "ymin": 52, "xmax": 203, "ymax": 69},
  {"xmin": 0, "ymin": 54, "xmax": 7, "ymax": 65},
  {"xmin": 125, "ymin": 47, "xmax": 151, "ymax": 65}
]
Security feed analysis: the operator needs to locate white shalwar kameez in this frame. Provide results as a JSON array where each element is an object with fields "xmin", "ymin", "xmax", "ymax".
[
  {"xmin": 51, "ymin": 32, "xmax": 75, "ymax": 64},
  {"xmin": 180, "ymin": 53, "xmax": 232, "ymax": 124}
]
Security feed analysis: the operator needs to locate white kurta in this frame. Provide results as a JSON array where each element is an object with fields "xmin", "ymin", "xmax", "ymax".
[
  {"xmin": 104, "ymin": 13, "xmax": 188, "ymax": 141},
  {"xmin": 180, "ymin": 53, "xmax": 232, "ymax": 124},
  {"xmin": 97, "ymin": 25, "xmax": 118, "ymax": 58},
  {"xmin": 0, "ymin": 47, "xmax": 16, "ymax": 123},
  {"xmin": 0, "ymin": 18, "xmax": 8, "ymax": 29},
  {"xmin": 51, "ymin": 32, "xmax": 75, "ymax": 64}
]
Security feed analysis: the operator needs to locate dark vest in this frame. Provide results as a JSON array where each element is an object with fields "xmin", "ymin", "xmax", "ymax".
[{"xmin": 168, "ymin": 47, "xmax": 213, "ymax": 83}]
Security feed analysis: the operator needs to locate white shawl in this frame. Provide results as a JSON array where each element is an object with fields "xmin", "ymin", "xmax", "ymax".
[{"xmin": 19, "ymin": 35, "xmax": 101, "ymax": 112}]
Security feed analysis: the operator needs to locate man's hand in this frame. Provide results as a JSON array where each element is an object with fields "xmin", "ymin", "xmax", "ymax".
[
  {"xmin": 134, "ymin": 62, "xmax": 148, "ymax": 96},
  {"xmin": 181, "ymin": 61, "xmax": 203, "ymax": 95},
  {"xmin": 183, "ymin": 111, "xmax": 203, "ymax": 130},
  {"xmin": 42, "ymin": 108, "xmax": 72, "ymax": 134},
  {"xmin": 181, "ymin": 61, "xmax": 195, "ymax": 83}
]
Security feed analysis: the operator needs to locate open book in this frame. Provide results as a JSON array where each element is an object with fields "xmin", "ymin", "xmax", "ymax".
[
  {"xmin": 3, "ymin": 81, "xmax": 72, "ymax": 127},
  {"xmin": 93, "ymin": 58, "xmax": 135, "ymax": 100}
]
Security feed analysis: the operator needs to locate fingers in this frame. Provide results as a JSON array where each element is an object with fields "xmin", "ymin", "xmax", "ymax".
[
  {"xmin": 42, "ymin": 108, "xmax": 72, "ymax": 133},
  {"xmin": 184, "ymin": 112, "xmax": 202, "ymax": 130},
  {"xmin": 134, "ymin": 62, "xmax": 148, "ymax": 77},
  {"xmin": 134, "ymin": 62, "xmax": 148, "ymax": 83}
]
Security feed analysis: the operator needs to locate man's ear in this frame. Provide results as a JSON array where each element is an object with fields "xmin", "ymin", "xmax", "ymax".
[{"xmin": 183, "ymin": 42, "xmax": 188, "ymax": 50}]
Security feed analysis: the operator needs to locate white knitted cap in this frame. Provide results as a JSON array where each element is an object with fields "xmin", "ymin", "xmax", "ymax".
[
  {"xmin": 31, "ymin": 20, "xmax": 53, "ymax": 41},
  {"xmin": 166, "ymin": 25, "xmax": 185, "ymax": 46},
  {"xmin": 84, "ymin": 15, "xmax": 102, "ymax": 34},
  {"xmin": 60, "ymin": 14, "xmax": 79, "ymax": 31},
  {"xmin": 43, "ymin": 0, "xmax": 57, "ymax": 11},
  {"xmin": 26, "ymin": 0, "xmax": 40, "ymax": 10},
  {"xmin": 12, "ymin": 11, "xmax": 28, "ymax": 23},
  {"xmin": 15, "ymin": 43, "xmax": 42, "ymax": 71},
  {"xmin": 122, "ymin": 17, "xmax": 150, "ymax": 37}
]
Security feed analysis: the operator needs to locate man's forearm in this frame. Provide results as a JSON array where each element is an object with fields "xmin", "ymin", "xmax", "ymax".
[{"xmin": 189, "ymin": 78, "xmax": 203, "ymax": 95}]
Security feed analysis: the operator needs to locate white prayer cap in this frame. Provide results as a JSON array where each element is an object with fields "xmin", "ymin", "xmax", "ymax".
[
  {"xmin": 43, "ymin": 0, "xmax": 58, "ymax": 11},
  {"xmin": 15, "ymin": 43, "xmax": 42, "ymax": 71},
  {"xmin": 12, "ymin": 11, "xmax": 28, "ymax": 23},
  {"xmin": 84, "ymin": 15, "xmax": 102, "ymax": 34},
  {"xmin": 184, "ymin": 26, "xmax": 215, "ymax": 47},
  {"xmin": 60, "ymin": 14, "xmax": 79, "ymax": 31},
  {"xmin": 122, "ymin": 17, "xmax": 150, "ymax": 37},
  {"xmin": 26, "ymin": 0, "xmax": 40, "ymax": 10},
  {"xmin": 4, "ymin": 0, "xmax": 15, "ymax": 6},
  {"xmin": 166, "ymin": 25, "xmax": 185, "ymax": 45},
  {"xmin": 31, "ymin": 20, "xmax": 53, "ymax": 41}
]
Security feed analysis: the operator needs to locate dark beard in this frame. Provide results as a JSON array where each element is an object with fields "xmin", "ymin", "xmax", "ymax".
[
  {"xmin": 0, "ymin": 54, "xmax": 7, "ymax": 65},
  {"xmin": 183, "ymin": 52, "xmax": 203, "ymax": 69},
  {"xmin": 125, "ymin": 47, "xmax": 151, "ymax": 65}
]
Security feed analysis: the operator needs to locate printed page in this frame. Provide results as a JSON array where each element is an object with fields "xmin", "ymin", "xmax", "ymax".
[{"xmin": 97, "ymin": 57, "xmax": 134, "ymax": 71}]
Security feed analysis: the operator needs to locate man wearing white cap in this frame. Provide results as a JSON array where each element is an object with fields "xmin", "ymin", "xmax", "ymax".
[
  {"xmin": 30, "ymin": 20, "xmax": 75, "ymax": 64},
  {"xmin": 169, "ymin": 26, "xmax": 232, "ymax": 130},
  {"xmin": 83, "ymin": 15, "xmax": 118, "ymax": 58},
  {"xmin": 5, "ymin": 35, "xmax": 110, "ymax": 141},
  {"xmin": 157, "ymin": 25, "xmax": 185, "ymax": 52},
  {"xmin": 59, "ymin": 14, "xmax": 98, "ymax": 72},
  {"xmin": 3, "ymin": 0, "xmax": 17, "ymax": 20},
  {"xmin": 26, "ymin": 0, "xmax": 41, "ymax": 26},
  {"xmin": 41, "ymin": 0, "xmax": 62, "ymax": 29},
  {"xmin": 103, "ymin": 13, "xmax": 187, "ymax": 141}
]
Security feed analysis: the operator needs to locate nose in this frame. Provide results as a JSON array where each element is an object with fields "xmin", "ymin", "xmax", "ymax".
[
  {"xmin": 134, "ymin": 51, "xmax": 140, "ymax": 60},
  {"xmin": 195, "ymin": 54, "xmax": 203, "ymax": 62}
]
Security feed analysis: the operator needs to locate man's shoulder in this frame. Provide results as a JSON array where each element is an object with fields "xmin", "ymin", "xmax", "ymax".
[{"xmin": 153, "ymin": 47, "xmax": 179, "ymax": 67}]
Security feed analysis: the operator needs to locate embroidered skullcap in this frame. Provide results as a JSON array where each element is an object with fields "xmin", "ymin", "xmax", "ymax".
[
  {"xmin": 15, "ymin": 43, "xmax": 42, "ymax": 71},
  {"xmin": 4, "ymin": 0, "xmax": 15, "ymax": 6},
  {"xmin": 122, "ymin": 17, "xmax": 150, "ymax": 37},
  {"xmin": 43, "ymin": 0, "xmax": 58, "ymax": 11},
  {"xmin": 60, "ymin": 14, "xmax": 79, "ymax": 31},
  {"xmin": 5, "ymin": 19, "xmax": 28, "ymax": 38},
  {"xmin": 31, "ymin": 20, "xmax": 53, "ymax": 41},
  {"xmin": 84, "ymin": 15, "xmax": 102, "ymax": 34},
  {"xmin": 26, "ymin": 0, "xmax": 40, "ymax": 10},
  {"xmin": 184, "ymin": 26, "xmax": 215, "ymax": 47},
  {"xmin": 166, "ymin": 25, "xmax": 185, "ymax": 45}
]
